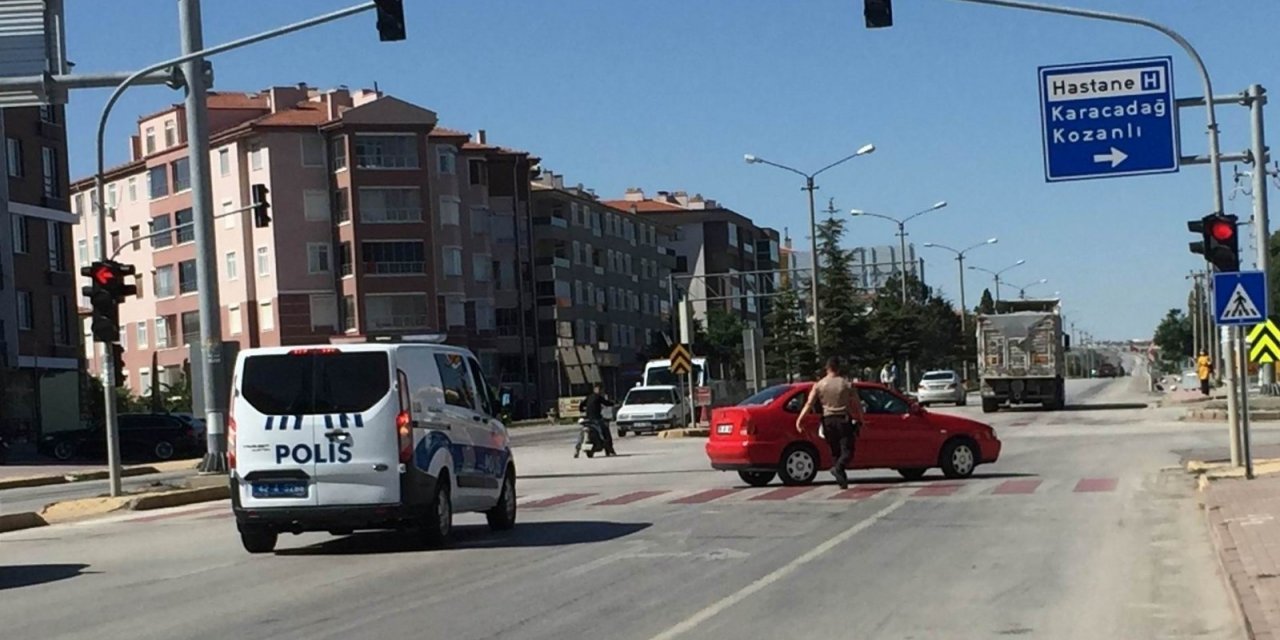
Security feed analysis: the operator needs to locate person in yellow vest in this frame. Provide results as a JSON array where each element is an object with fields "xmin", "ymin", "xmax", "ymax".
[{"xmin": 1196, "ymin": 350, "xmax": 1213, "ymax": 396}]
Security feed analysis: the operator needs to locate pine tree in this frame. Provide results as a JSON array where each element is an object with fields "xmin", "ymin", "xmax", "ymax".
[
  {"xmin": 764, "ymin": 279, "xmax": 816, "ymax": 381},
  {"xmin": 977, "ymin": 289, "xmax": 996, "ymax": 314},
  {"xmin": 815, "ymin": 215, "xmax": 869, "ymax": 367}
]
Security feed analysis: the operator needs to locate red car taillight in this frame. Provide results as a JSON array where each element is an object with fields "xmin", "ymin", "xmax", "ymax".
[{"xmin": 740, "ymin": 415, "xmax": 756, "ymax": 436}]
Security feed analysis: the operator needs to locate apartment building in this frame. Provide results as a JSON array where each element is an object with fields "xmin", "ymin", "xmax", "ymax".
[
  {"xmin": 0, "ymin": 105, "xmax": 81, "ymax": 439},
  {"xmin": 531, "ymin": 172, "xmax": 677, "ymax": 406},
  {"xmin": 70, "ymin": 85, "xmax": 538, "ymax": 413},
  {"xmin": 603, "ymin": 189, "xmax": 781, "ymax": 328}
]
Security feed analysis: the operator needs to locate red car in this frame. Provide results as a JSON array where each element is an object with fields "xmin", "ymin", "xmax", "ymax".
[{"xmin": 706, "ymin": 382, "xmax": 1001, "ymax": 486}]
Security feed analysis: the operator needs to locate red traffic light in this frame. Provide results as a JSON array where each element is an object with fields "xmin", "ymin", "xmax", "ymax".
[
  {"xmin": 92, "ymin": 264, "xmax": 116, "ymax": 286},
  {"xmin": 1210, "ymin": 220, "xmax": 1235, "ymax": 241}
]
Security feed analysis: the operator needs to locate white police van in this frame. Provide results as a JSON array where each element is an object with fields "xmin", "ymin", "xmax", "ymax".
[{"xmin": 228, "ymin": 337, "xmax": 516, "ymax": 553}]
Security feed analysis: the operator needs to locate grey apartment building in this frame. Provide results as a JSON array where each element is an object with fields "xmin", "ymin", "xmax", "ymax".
[{"xmin": 531, "ymin": 173, "xmax": 677, "ymax": 407}]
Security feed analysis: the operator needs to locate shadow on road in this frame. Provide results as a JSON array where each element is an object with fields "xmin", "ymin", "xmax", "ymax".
[
  {"xmin": 277, "ymin": 521, "xmax": 650, "ymax": 556},
  {"xmin": 0, "ymin": 564, "xmax": 92, "ymax": 590},
  {"xmin": 731, "ymin": 471, "xmax": 1039, "ymax": 489},
  {"xmin": 522, "ymin": 468, "xmax": 715, "ymax": 480},
  {"xmin": 998, "ymin": 402, "xmax": 1148, "ymax": 413}
]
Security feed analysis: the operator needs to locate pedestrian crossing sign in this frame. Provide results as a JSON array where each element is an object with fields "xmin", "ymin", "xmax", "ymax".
[{"xmin": 1213, "ymin": 270, "xmax": 1268, "ymax": 326}]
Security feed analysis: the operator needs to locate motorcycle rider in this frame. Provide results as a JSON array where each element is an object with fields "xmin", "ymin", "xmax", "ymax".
[{"xmin": 575, "ymin": 384, "xmax": 617, "ymax": 458}]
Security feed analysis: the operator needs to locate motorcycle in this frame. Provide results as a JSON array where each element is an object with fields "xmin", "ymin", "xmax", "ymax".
[{"xmin": 575, "ymin": 418, "xmax": 609, "ymax": 458}]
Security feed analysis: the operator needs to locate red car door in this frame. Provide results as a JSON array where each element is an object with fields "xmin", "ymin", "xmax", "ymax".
[{"xmin": 855, "ymin": 386, "xmax": 940, "ymax": 468}]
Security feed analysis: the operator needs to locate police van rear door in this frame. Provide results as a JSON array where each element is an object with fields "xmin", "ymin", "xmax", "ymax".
[
  {"xmin": 309, "ymin": 346, "xmax": 399, "ymax": 506},
  {"xmin": 235, "ymin": 347, "xmax": 324, "ymax": 508}
]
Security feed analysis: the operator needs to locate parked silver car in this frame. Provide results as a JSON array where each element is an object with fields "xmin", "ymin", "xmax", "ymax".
[{"xmin": 916, "ymin": 370, "xmax": 967, "ymax": 406}]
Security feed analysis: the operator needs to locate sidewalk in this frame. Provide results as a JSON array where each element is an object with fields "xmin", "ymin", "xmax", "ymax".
[{"xmin": 1203, "ymin": 474, "xmax": 1280, "ymax": 640}]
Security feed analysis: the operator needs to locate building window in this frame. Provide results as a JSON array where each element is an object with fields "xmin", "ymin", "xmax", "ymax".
[
  {"xmin": 359, "ymin": 187, "xmax": 421, "ymax": 223},
  {"xmin": 42, "ymin": 147, "xmax": 60, "ymax": 197},
  {"xmin": 38, "ymin": 104, "xmax": 57, "ymax": 124},
  {"xmin": 342, "ymin": 295, "xmax": 356, "ymax": 331},
  {"xmin": 110, "ymin": 231, "xmax": 120, "ymax": 254},
  {"xmin": 175, "ymin": 208, "xmax": 194, "ymax": 243},
  {"xmin": 249, "ymin": 143, "xmax": 263, "ymax": 171},
  {"xmin": 148, "ymin": 165, "xmax": 168, "ymax": 199},
  {"xmin": 470, "ymin": 207, "xmax": 489, "ymax": 235},
  {"xmin": 331, "ymin": 137, "xmax": 347, "ymax": 171},
  {"xmin": 11, "ymin": 215, "xmax": 27, "ymax": 253},
  {"xmin": 468, "ymin": 159, "xmax": 487, "ymax": 186},
  {"xmin": 259, "ymin": 301, "xmax": 274, "ymax": 331},
  {"xmin": 77, "ymin": 239, "xmax": 88, "ymax": 265},
  {"xmin": 5, "ymin": 137, "xmax": 21, "ymax": 177},
  {"xmin": 228, "ymin": 305, "xmax": 241, "ymax": 335},
  {"xmin": 145, "ymin": 127, "xmax": 156, "ymax": 155},
  {"xmin": 437, "ymin": 147, "xmax": 456, "ymax": 174},
  {"xmin": 164, "ymin": 120, "xmax": 176, "ymax": 147},
  {"xmin": 474, "ymin": 299, "xmax": 495, "ymax": 331},
  {"xmin": 181, "ymin": 311, "xmax": 200, "ymax": 346},
  {"xmin": 728, "ymin": 223, "xmax": 739, "ymax": 248},
  {"xmin": 218, "ymin": 148, "xmax": 230, "ymax": 177},
  {"xmin": 46, "ymin": 222, "xmax": 66, "ymax": 271},
  {"xmin": 222, "ymin": 199, "xmax": 236, "ymax": 229},
  {"xmin": 129, "ymin": 225, "xmax": 140, "ymax": 250},
  {"xmin": 171, "ymin": 157, "xmax": 191, "ymax": 192},
  {"xmin": 301, "ymin": 135, "xmax": 325, "ymax": 167},
  {"xmin": 339, "ymin": 242, "xmax": 352, "ymax": 276},
  {"xmin": 16, "ymin": 291, "xmax": 33, "ymax": 330},
  {"xmin": 335, "ymin": 188, "xmax": 350, "ymax": 222},
  {"xmin": 443, "ymin": 247, "xmax": 463, "ymax": 277},
  {"xmin": 107, "ymin": 184, "xmax": 117, "ymax": 211},
  {"xmin": 178, "ymin": 259, "xmax": 198, "ymax": 293},
  {"xmin": 154, "ymin": 265, "xmax": 175, "ymax": 298},
  {"xmin": 472, "ymin": 255, "xmax": 491, "ymax": 282},
  {"xmin": 303, "ymin": 190, "xmax": 329, "ymax": 222},
  {"xmin": 309, "ymin": 294, "xmax": 337, "ymax": 329},
  {"xmin": 140, "ymin": 369, "xmax": 152, "ymax": 393},
  {"xmin": 438, "ymin": 198, "xmax": 460, "ymax": 226},
  {"xmin": 307, "ymin": 243, "xmax": 331, "ymax": 274},
  {"xmin": 256, "ymin": 246, "xmax": 270, "ymax": 276},
  {"xmin": 572, "ymin": 240, "xmax": 581, "ymax": 265},
  {"xmin": 155, "ymin": 316, "xmax": 171, "ymax": 348},
  {"xmin": 225, "ymin": 251, "xmax": 238, "ymax": 280},
  {"xmin": 362, "ymin": 241, "xmax": 426, "ymax": 275},
  {"xmin": 136, "ymin": 321, "xmax": 148, "ymax": 348},
  {"xmin": 445, "ymin": 297, "xmax": 465, "ymax": 327},
  {"xmin": 150, "ymin": 214, "xmax": 172, "ymax": 248},
  {"xmin": 366, "ymin": 294, "xmax": 429, "ymax": 330},
  {"xmin": 354, "ymin": 134, "xmax": 419, "ymax": 169}
]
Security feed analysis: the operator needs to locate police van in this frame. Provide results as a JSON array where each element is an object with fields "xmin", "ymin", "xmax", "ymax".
[{"xmin": 228, "ymin": 337, "xmax": 516, "ymax": 553}]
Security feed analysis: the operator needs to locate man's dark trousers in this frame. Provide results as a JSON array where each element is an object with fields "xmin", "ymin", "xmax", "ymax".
[{"xmin": 821, "ymin": 415, "xmax": 856, "ymax": 487}]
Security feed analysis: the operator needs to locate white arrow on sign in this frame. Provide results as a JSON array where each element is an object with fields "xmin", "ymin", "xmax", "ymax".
[{"xmin": 1092, "ymin": 147, "xmax": 1128, "ymax": 168}]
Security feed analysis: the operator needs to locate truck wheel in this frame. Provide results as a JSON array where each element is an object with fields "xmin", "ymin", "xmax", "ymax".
[{"xmin": 982, "ymin": 398, "xmax": 999, "ymax": 414}]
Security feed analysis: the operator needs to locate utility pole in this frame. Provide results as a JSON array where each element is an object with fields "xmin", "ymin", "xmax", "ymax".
[
  {"xmin": 178, "ymin": 0, "xmax": 228, "ymax": 473},
  {"xmin": 1248, "ymin": 84, "xmax": 1273, "ymax": 386}
]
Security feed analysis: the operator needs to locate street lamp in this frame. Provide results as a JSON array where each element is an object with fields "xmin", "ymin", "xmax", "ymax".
[
  {"xmin": 849, "ymin": 201, "xmax": 948, "ymax": 304},
  {"xmin": 923, "ymin": 237, "xmax": 998, "ymax": 382},
  {"xmin": 1007, "ymin": 278, "xmax": 1049, "ymax": 299},
  {"xmin": 744, "ymin": 143, "xmax": 876, "ymax": 353},
  {"xmin": 968, "ymin": 259, "xmax": 1027, "ymax": 302}
]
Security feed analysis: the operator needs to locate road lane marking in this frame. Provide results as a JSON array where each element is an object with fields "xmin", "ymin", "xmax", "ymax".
[
  {"xmin": 647, "ymin": 497, "xmax": 907, "ymax": 640},
  {"xmin": 670, "ymin": 488, "xmax": 740, "ymax": 504},
  {"xmin": 1074, "ymin": 478, "xmax": 1119, "ymax": 493},
  {"xmin": 748, "ymin": 486, "xmax": 818, "ymax": 501},
  {"xmin": 522, "ymin": 493, "xmax": 596, "ymax": 508},
  {"xmin": 593, "ymin": 490, "xmax": 668, "ymax": 506},
  {"xmin": 991, "ymin": 479, "xmax": 1043, "ymax": 495},
  {"xmin": 829, "ymin": 486, "xmax": 887, "ymax": 500}
]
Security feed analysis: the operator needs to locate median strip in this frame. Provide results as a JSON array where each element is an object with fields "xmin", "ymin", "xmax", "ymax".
[{"xmin": 0, "ymin": 473, "xmax": 229, "ymax": 535}]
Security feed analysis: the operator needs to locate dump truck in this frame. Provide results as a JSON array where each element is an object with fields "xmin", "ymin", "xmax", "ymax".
[{"xmin": 976, "ymin": 298, "xmax": 1070, "ymax": 413}]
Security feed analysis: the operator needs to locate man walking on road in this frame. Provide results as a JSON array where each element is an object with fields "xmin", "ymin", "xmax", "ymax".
[
  {"xmin": 1197, "ymin": 350, "xmax": 1213, "ymax": 396},
  {"xmin": 796, "ymin": 357, "xmax": 863, "ymax": 489},
  {"xmin": 576, "ymin": 384, "xmax": 617, "ymax": 457}
]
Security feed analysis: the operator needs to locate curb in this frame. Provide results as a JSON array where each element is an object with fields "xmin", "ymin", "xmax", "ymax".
[
  {"xmin": 0, "ymin": 511, "xmax": 48, "ymax": 534},
  {"xmin": 0, "ymin": 463, "xmax": 167, "ymax": 491},
  {"xmin": 128, "ymin": 485, "xmax": 229, "ymax": 511},
  {"xmin": 658, "ymin": 428, "xmax": 711, "ymax": 439},
  {"xmin": 1, "ymin": 479, "xmax": 229, "ymax": 536},
  {"xmin": 1201, "ymin": 491, "xmax": 1260, "ymax": 639}
]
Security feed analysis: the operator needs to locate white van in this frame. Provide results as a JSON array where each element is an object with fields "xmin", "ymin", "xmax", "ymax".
[
  {"xmin": 228, "ymin": 341, "xmax": 516, "ymax": 553},
  {"xmin": 614, "ymin": 385, "xmax": 690, "ymax": 436}
]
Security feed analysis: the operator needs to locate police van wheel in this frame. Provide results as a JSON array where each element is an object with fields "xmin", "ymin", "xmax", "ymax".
[
  {"xmin": 486, "ymin": 470, "xmax": 517, "ymax": 531},
  {"xmin": 422, "ymin": 479, "xmax": 453, "ymax": 546},
  {"xmin": 240, "ymin": 529, "xmax": 277, "ymax": 554}
]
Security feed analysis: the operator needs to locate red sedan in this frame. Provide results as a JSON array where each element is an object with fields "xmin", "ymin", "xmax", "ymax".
[{"xmin": 706, "ymin": 382, "xmax": 1002, "ymax": 486}]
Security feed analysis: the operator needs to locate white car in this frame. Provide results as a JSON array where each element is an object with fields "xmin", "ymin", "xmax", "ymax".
[
  {"xmin": 229, "ymin": 339, "xmax": 516, "ymax": 554},
  {"xmin": 614, "ymin": 385, "xmax": 689, "ymax": 436},
  {"xmin": 916, "ymin": 370, "xmax": 967, "ymax": 406}
]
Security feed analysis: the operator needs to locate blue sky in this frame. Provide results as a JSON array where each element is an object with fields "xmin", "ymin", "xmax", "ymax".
[{"xmin": 60, "ymin": 0, "xmax": 1280, "ymax": 340}]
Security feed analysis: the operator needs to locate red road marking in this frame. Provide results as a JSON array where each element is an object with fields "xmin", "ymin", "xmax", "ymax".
[
  {"xmin": 912, "ymin": 484, "xmax": 962, "ymax": 497},
  {"xmin": 1074, "ymin": 478, "xmax": 1118, "ymax": 493},
  {"xmin": 670, "ymin": 488, "xmax": 740, "ymax": 504},
  {"xmin": 749, "ymin": 486, "xmax": 818, "ymax": 501},
  {"xmin": 522, "ymin": 493, "xmax": 597, "ymax": 508},
  {"xmin": 592, "ymin": 490, "xmax": 668, "ymax": 506},
  {"xmin": 991, "ymin": 479, "xmax": 1042, "ymax": 495},
  {"xmin": 829, "ymin": 486, "xmax": 887, "ymax": 500}
]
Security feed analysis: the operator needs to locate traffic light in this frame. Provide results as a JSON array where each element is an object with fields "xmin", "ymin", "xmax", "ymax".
[
  {"xmin": 81, "ymin": 260, "xmax": 138, "ymax": 343},
  {"xmin": 375, "ymin": 0, "xmax": 405, "ymax": 41},
  {"xmin": 865, "ymin": 0, "xmax": 893, "ymax": 28},
  {"xmin": 251, "ymin": 183, "xmax": 271, "ymax": 228},
  {"xmin": 110, "ymin": 344, "xmax": 126, "ymax": 388},
  {"xmin": 1188, "ymin": 213, "xmax": 1240, "ymax": 272}
]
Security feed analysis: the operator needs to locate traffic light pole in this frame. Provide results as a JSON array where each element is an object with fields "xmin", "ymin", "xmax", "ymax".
[
  {"xmin": 90, "ymin": 2, "xmax": 384, "ymax": 494},
  {"xmin": 1248, "ymin": 85, "xmax": 1273, "ymax": 388}
]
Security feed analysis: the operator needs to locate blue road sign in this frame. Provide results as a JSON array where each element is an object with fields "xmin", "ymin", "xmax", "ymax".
[
  {"xmin": 1214, "ymin": 271, "xmax": 1268, "ymax": 326},
  {"xmin": 1039, "ymin": 56, "xmax": 1179, "ymax": 182}
]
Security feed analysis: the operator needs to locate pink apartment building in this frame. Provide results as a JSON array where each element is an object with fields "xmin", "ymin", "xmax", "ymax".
[{"xmin": 71, "ymin": 85, "xmax": 540, "ymax": 414}]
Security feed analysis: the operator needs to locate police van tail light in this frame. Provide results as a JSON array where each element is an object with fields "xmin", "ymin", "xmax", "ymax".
[
  {"xmin": 227, "ymin": 414, "xmax": 237, "ymax": 470},
  {"xmin": 396, "ymin": 369, "xmax": 412, "ymax": 464}
]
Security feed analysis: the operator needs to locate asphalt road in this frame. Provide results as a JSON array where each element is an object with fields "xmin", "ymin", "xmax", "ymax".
[{"xmin": 0, "ymin": 374, "xmax": 1252, "ymax": 640}]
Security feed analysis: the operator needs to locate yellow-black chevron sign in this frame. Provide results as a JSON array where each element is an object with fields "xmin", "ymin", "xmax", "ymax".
[
  {"xmin": 1248, "ymin": 320, "xmax": 1280, "ymax": 364},
  {"xmin": 669, "ymin": 343, "xmax": 692, "ymax": 375}
]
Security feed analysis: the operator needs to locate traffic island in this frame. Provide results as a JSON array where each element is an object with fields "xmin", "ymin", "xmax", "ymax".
[
  {"xmin": 0, "ymin": 458, "xmax": 200, "ymax": 491},
  {"xmin": 0, "ymin": 473, "xmax": 229, "ymax": 535},
  {"xmin": 658, "ymin": 427, "xmax": 711, "ymax": 439}
]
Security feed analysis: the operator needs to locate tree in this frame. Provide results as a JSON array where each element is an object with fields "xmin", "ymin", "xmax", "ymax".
[
  {"xmin": 866, "ymin": 274, "xmax": 964, "ymax": 375},
  {"xmin": 701, "ymin": 306, "xmax": 746, "ymax": 379},
  {"xmin": 1152, "ymin": 308, "xmax": 1193, "ymax": 372},
  {"xmin": 764, "ymin": 278, "xmax": 817, "ymax": 382},
  {"xmin": 977, "ymin": 289, "xmax": 995, "ymax": 315},
  {"xmin": 814, "ymin": 214, "xmax": 870, "ymax": 367}
]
